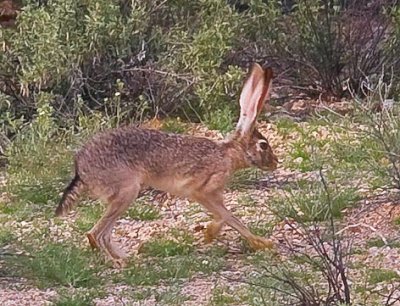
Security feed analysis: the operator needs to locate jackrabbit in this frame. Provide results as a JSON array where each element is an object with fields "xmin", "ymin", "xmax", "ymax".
[{"xmin": 56, "ymin": 63, "xmax": 278, "ymax": 267}]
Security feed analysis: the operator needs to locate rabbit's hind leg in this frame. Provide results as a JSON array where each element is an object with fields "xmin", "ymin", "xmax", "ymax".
[{"xmin": 87, "ymin": 183, "xmax": 139, "ymax": 267}]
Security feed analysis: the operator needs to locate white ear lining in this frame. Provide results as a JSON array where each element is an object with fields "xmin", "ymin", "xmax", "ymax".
[
  {"xmin": 237, "ymin": 65, "xmax": 266, "ymax": 136},
  {"xmin": 237, "ymin": 65, "xmax": 273, "ymax": 137},
  {"xmin": 237, "ymin": 82, "xmax": 265, "ymax": 134}
]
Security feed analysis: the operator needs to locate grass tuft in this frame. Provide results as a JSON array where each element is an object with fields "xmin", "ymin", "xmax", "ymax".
[
  {"xmin": 0, "ymin": 228, "xmax": 14, "ymax": 246},
  {"xmin": 10, "ymin": 243, "xmax": 102, "ymax": 288},
  {"xmin": 228, "ymin": 168, "xmax": 260, "ymax": 190},
  {"xmin": 154, "ymin": 286, "xmax": 190, "ymax": 304},
  {"xmin": 127, "ymin": 198, "xmax": 161, "ymax": 221},
  {"xmin": 121, "ymin": 254, "xmax": 224, "ymax": 286},
  {"xmin": 75, "ymin": 202, "xmax": 104, "ymax": 232},
  {"xmin": 161, "ymin": 118, "xmax": 188, "ymax": 134},
  {"xmin": 138, "ymin": 231, "xmax": 194, "ymax": 257},
  {"xmin": 139, "ymin": 238, "xmax": 193, "ymax": 257},
  {"xmin": 368, "ymin": 269, "xmax": 400, "ymax": 285},
  {"xmin": 271, "ymin": 181, "xmax": 360, "ymax": 222}
]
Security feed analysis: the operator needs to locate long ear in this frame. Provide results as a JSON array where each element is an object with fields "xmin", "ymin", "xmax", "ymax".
[{"xmin": 236, "ymin": 64, "xmax": 273, "ymax": 137}]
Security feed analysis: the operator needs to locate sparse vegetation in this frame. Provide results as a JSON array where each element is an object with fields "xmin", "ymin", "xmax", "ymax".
[
  {"xmin": 75, "ymin": 202, "xmax": 104, "ymax": 232},
  {"xmin": 367, "ymin": 238, "xmax": 400, "ymax": 249},
  {"xmin": 154, "ymin": 287, "xmax": 190, "ymax": 305},
  {"xmin": 228, "ymin": 168, "xmax": 260, "ymax": 190},
  {"xmin": 247, "ymin": 171, "xmax": 353, "ymax": 306}
]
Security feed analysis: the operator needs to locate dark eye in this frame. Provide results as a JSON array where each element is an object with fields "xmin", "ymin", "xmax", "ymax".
[{"xmin": 258, "ymin": 140, "xmax": 269, "ymax": 150}]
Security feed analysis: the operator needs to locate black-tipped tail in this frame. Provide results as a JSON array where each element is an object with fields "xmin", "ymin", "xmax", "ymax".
[{"xmin": 55, "ymin": 174, "xmax": 84, "ymax": 216}]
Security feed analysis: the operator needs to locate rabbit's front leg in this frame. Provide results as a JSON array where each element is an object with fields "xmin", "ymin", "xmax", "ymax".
[{"xmin": 194, "ymin": 191, "xmax": 275, "ymax": 250}]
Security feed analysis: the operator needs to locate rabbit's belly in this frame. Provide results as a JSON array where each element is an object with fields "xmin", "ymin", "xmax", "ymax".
[{"xmin": 147, "ymin": 176, "xmax": 194, "ymax": 198}]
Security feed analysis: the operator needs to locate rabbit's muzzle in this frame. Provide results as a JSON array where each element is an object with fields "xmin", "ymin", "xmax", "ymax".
[{"xmin": 260, "ymin": 152, "xmax": 278, "ymax": 171}]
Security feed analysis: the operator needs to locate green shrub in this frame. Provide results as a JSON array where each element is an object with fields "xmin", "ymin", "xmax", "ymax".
[
  {"xmin": 4, "ymin": 0, "xmax": 146, "ymax": 91},
  {"xmin": 245, "ymin": 0, "xmax": 400, "ymax": 97},
  {"xmin": 0, "ymin": 0, "xmax": 244, "ymax": 129},
  {"xmin": 2, "ymin": 0, "xmax": 400, "ymax": 130}
]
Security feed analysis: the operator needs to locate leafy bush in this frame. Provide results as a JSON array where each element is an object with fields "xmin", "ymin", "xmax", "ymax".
[
  {"xmin": 0, "ymin": 0, "xmax": 244, "ymax": 133},
  {"xmin": 239, "ymin": 0, "xmax": 400, "ymax": 98},
  {"xmin": 2, "ymin": 0, "xmax": 400, "ymax": 135},
  {"xmin": 1, "ymin": 0, "xmax": 146, "ymax": 109}
]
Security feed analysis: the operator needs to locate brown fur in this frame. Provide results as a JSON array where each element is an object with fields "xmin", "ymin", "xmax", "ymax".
[{"xmin": 56, "ymin": 64, "xmax": 278, "ymax": 267}]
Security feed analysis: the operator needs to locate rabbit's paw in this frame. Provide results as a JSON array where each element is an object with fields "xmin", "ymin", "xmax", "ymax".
[
  {"xmin": 204, "ymin": 221, "xmax": 223, "ymax": 243},
  {"xmin": 112, "ymin": 258, "xmax": 128, "ymax": 269},
  {"xmin": 248, "ymin": 236, "xmax": 275, "ymax": 250}
]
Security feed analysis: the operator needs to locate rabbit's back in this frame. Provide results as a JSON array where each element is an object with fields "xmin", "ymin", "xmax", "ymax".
[{"xmin": 75, "ymin": 127, "xmax": 228, "ymax": 196}]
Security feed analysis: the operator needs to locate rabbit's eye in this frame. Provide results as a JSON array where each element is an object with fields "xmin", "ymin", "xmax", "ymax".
[{"xmin": 258, "ymin": 140, "xmax": 269, "ymax": 150}]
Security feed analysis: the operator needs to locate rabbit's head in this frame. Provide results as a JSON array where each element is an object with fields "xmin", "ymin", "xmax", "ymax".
[
  {"xmin": 233, "ymin": 63, "xmax": 278, "ymax": 171},
  {"xmin": 245, "ymin": 128, "xmax": 278, "ymax": 171}
]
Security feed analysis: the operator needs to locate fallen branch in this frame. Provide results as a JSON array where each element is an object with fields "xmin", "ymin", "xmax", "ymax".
[{"xmin": 335, "ymin": 223, "xmax": 388, "ymax": 245}]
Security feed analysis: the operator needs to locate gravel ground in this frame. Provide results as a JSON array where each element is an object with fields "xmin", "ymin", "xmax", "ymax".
[{"xmin": 1, "ymin": 122, "xmax": 400, "ymax": 305}]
